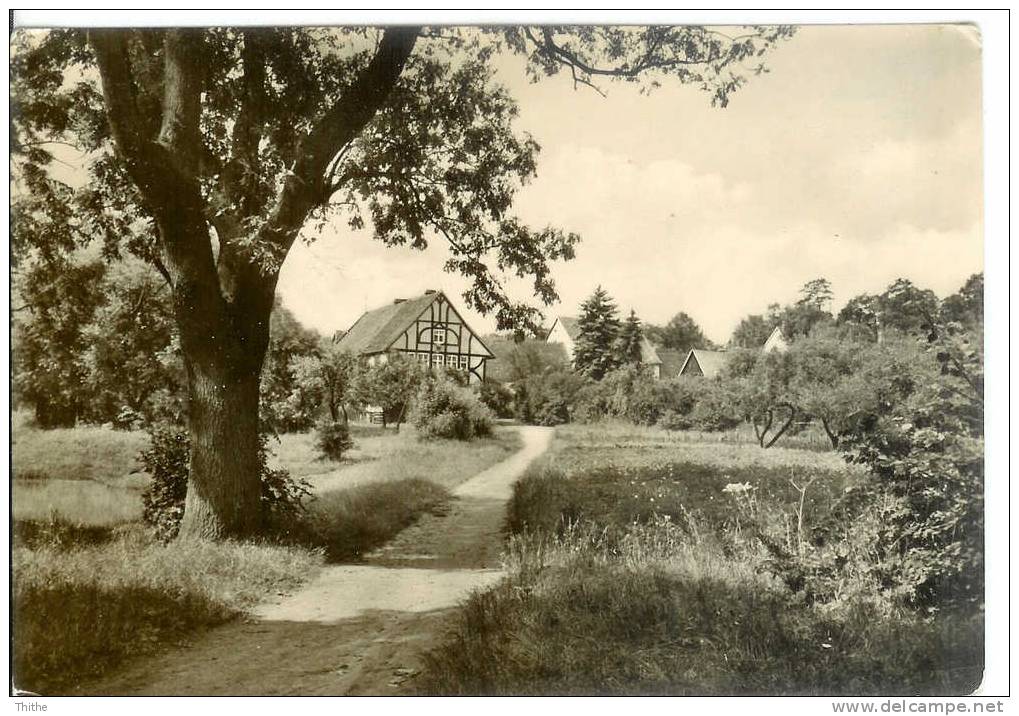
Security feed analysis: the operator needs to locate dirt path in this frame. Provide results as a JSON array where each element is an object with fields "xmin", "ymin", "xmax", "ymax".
[{"xmin": 81, "ymin": 426, "xmax": 553, "ymax": 696}]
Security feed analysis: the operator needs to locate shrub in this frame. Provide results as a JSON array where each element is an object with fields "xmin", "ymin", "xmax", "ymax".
[
  {"xmin": 314, "ymin": 418, "xmax": 355, "ymax": 461},
  {"xmin": 833, "ymin": 332, "xmax": 984, "ymax": 606},
  {"xmin": 139, "ymin": 425, "xmax": 312, "ymax": 541},
  {"xmin": 411, "ymin": 377, "xmax": 493, "ymax": 440},
  {"xmin": 658, "ymin": 409, "xmax": 693, "ymax": 431},
  {"xmin": 689, "ymin": 380, "xmax": 741, "ymax": 431},
  {"xmin": 572, "ymin": 368, "xmax": 684, "ymax": 427},
  {"xmin": 514, "ymin": 367, "xmax": 587, "ymax": 426},
  {"xmin": 478, "ymin": 379, "xmax": 514, "ymax": 419}
]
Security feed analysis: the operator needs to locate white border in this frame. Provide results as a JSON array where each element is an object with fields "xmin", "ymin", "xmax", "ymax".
[{"xmin": 5, "ymin": 7, "xmax": 1011, "ymax": 713}]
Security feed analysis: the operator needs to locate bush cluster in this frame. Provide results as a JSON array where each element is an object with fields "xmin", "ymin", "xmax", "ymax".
[
  {"xmin": 568, "ymin": 369, "xmax": 738, "ymax": 433},
  {"xmin": 314, "ymin": 419, "xmax": 355, "ymax": 461},
  {"xmin": 411, "ymin": 377, "xmax": 494, "ymax": 440},
  {"xmin": 138, "ymin": 425, "xmax": 312, "ymax": 541}
]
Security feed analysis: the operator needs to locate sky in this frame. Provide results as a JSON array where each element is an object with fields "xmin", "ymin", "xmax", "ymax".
[{"xmin": 265, "ymin": 26, "xmax": 978, "ymax": 343}]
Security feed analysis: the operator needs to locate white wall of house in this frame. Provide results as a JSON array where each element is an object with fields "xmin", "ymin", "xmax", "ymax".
[
  {"xmin": 547, "ymin": 319, "xmax": 576, "ymax": 362},
  {"xmin": 763, "ymin": 328, "xmax": 789, "ymax": 353}
]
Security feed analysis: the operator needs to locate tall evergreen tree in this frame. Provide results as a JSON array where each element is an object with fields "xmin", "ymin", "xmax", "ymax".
[
  {"xmin": 573, "ymin": 286, "xmax": 622, "ymax": 380},
  {"xmin": 618, "ymin": 310, "xmax": 644, "ymax": 366}
]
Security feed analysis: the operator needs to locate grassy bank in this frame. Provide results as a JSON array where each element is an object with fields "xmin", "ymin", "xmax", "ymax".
[
  {"xmin": 418, "ymin": 423, "xmax": 983, "ymax": 696},
  {"xmin": 13, "ymin": 522, "xmax": 322, "ymax": 694},
  {"xmin": 12, "ymin": 419, "xmax": 523, "ymax": 693},
  {"xmin": 279, "ymin": 425, "xmax": 521, "ymax": 492}
]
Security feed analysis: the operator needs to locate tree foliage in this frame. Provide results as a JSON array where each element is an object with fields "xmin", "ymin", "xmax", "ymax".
[
  {"xmin": 617, "ymin": 310, "xmax": 645, "ymax": 366},
  {"xmin": 14, "ymin": 255, "xmax": 183, "ymax": 428},
  {"xmin": 573, "ymin": 286, "xmax": 622, "ymax": 380},
  {"xmin": 353, "ymin": 355, "xmax": 425, "ymax": 427},
  {"xmin": 646, "ymin": 311, "xmax": 712, "ymax": 353},
  {"xmin": 11, "ymin": 24, "xmax": 795, "ymax": 538},
  {"xmin": 837, "ymin": 277, "xmax": 942, "ymax": 342}
]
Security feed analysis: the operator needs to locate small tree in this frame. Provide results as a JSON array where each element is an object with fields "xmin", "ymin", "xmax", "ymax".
[
  {"xmin": 314, "ymin": 418, "xmax": 355, "ymax": 461},
  {"xmin": 353, "ymin": 355, "xmax": 424, "ymax": 428},
  {"xmin": 788, "ymin": 330, "xmax": 867, "ymax": 448},
  {"xmin": 617, "ymin": 310, "xmax": 644, "ymax": 366},
  {"xmin": 646, "ymin": 311, "xmax": 712, "ymax": 353},
  {"xmin": 291, "ymin": 341, "xmax": 360, "ymax": 424},
  {"xmin": 726, "ymin": 348, "xmax": 799, "ymax": 448},
  {"xmin": 573, "ymin": 286, "xmax": 621, "ymax": 380}
]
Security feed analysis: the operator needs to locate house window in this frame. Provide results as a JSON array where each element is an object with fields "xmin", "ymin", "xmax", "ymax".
[
  {"xmin": 430, "ymin": 327, "xmax": 447, "ymax": 345},
  {"xmin": 431, "ymin": 353, "xmax": 444, "ymax": 367},
  {"xmin": 416, "ymin": 352, "xmax": 430, "ymax": 365},
  {"xmin": 459, "ymin": 355, "xmax": 469, "ymax": 371}
]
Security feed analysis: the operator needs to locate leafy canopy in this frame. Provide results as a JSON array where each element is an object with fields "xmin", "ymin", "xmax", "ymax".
[{"xmin": 13, "ymin": 25, "xmax": 795, "ymax": 332}]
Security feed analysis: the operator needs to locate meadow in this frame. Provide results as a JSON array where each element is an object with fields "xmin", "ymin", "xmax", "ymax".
[
  {"xmin": 11, "ymin": 415, "xmax": 519, "ymax": 694},
  {"xmin": 418, "ymin": 422, "xmax": 984, "ymax": 696}
]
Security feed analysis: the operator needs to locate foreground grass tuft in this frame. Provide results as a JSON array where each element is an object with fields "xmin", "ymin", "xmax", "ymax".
[
  {"xmin": 418, "ymin": 527, "xmax": 983, "ymax": 695},
  {"xmin": 13, "ymin": 525, "xmax": 322, "ymax": 695},
  {"xmin": 289, "ymin": 478, "xmax": 451, "ymax": 562},
  {"xmin": 418, "ymin": 423, "xmax": 983, "ymax": 696}
]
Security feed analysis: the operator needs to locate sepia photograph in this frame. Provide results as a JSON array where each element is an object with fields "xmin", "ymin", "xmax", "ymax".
[{"xmin": 8, "ymin": 10, "xmax": 1003, "ymax": 704}]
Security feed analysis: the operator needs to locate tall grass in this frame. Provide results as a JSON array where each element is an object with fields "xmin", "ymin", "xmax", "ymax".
[
  {"xmin": 418, "ymin": 424, "xmax": 984, "ymax": 695},
  {"xmin": 12, "ymin": 522, "xmax": 323, "ymax": 694},
  {"xmin": 288, "ymin": 478, "xmax": 451, "ymax": 562},
  {"xmin": 419, "ymin": 523, "xmax": 983, "ymax": 695},
  {"xmin": 13, "ymin": 479, "xmax": 144, "ymax": 525}
]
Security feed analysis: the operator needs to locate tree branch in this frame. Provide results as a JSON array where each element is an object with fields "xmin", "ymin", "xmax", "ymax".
[
  {"xmin": 256, "ymin": 25, "xmax": 419, "ymax": 252},
  {"xmin": 224, "ymin": 30, "xmax": 269, "ymax": 216},
  {"xmin": 87, "ymin": 30, "xmax": 151, "ymax": 167},
  {"xmin": 157, "ymin": 30, "xmax": 205, "ymax": 178}
]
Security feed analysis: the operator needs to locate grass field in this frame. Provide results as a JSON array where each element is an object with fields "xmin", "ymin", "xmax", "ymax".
[
  {"xmin": 12, "ymin": 414, "xmax": 520, "ymax": 526},
  {"xmin": 11, "ymin": 416, "xmax": 521, "ymax": 694},
  {"xmin": 13, "ymin": 523, "xmax": 322, "ymax": 694},
  {"xmin": 418, "ymin": 422, "xmax": 984, "ymax": 696}
]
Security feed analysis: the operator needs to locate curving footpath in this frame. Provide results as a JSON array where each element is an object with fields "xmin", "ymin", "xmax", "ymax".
[{"xmin": 82, "ymin": 425, "xmax": 553, "ymax": 696}]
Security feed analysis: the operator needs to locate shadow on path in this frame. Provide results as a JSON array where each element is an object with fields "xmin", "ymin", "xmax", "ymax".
[{"xmin": 80, "ymin": 426, "xmax": 553, "ymax": 696}]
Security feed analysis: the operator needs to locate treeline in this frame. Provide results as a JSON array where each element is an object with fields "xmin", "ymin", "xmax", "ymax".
[
  {"xmin": 485, "ymin": 273, "xmax": 983, "ymax": 607},
  {"xmin": 11, "ymin": 253, "xmax": 422, "ymax": 434}
]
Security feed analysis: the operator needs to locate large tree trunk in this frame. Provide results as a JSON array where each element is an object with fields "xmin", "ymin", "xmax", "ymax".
[
  {"xmin": 179, "ymin": 356, "xmax": 263, "ymax": 539},
  {"xmin": 89, "ymin": 27, "xmax": 419, "ymax": 540}
]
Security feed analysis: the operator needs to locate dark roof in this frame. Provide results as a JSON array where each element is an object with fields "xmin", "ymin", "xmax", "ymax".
[
  {"xmin": 656, "ymin": 347, "xmax": 686, "ymax": 378},
  {"xmin": 680, "ymin": 349, "xmax": 731, "ymax": 379},
  {"xmin": 335, "ymin": 292, "xmax": 440, "ymax": 355}
]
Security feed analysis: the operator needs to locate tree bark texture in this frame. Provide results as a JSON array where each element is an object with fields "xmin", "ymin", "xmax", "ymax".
[{"xmin": 88, "ymin": 27, "xmax": 418, "ymax": 539}]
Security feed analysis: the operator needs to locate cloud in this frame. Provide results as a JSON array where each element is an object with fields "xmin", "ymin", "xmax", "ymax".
[{"xmin": 278, "ymin": 25, "xmax": 983, "ymax": 346}]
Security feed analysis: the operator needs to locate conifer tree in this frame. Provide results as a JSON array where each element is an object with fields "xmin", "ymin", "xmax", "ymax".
[
  {"xmin": 618, "ymin": 310, "xmax": 644, "ymax": 366},
  {"xmin": 573, "ymin": 286, "xmax": 622, "ymax": 380}
]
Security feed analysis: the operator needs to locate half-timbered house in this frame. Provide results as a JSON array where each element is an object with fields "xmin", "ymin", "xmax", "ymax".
[{"xmin": 335, "ymin": 289, "xmax": 494, "ymax": 384}]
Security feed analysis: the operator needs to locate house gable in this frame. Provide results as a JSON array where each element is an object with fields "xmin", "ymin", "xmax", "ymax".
[
  {"xmin": 679, "ymin": 349, "xmax": 730, "ymax": 379},
  {"xmin": 337, "ymin": 290, "xmax": 493, "ymax": 384},
  {"xmin": 546, "ymin": 316, "xmax": 578, "ymax": 362},
  {"xmin": 763, "ymin": 326, "xmax": 789, "ymax": 353}
]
